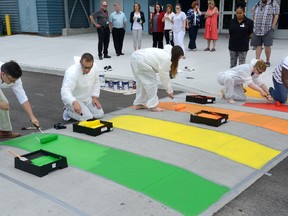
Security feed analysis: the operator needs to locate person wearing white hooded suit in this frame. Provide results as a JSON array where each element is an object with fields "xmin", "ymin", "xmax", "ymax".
[
  {"xmin": 217, "ymin": 59, "xmax": 273, "ymax": 104},
  {"xmin": 130, "ymin": 45, "xmax": 184, "ymax": 112},
  {"xmin": 61, "ymin": 53, "xmax": 104, "ymax": 121}
]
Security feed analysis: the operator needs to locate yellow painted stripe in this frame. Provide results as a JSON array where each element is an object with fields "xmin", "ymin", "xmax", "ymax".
[{"xmin": 110, "ymin": 115, "xmax": 280, "ymax": 169}]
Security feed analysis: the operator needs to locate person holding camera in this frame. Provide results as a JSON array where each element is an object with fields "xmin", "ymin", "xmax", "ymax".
[{"xmin": 130, "ymin": 3, "xmax": 145, "ymax": 51}]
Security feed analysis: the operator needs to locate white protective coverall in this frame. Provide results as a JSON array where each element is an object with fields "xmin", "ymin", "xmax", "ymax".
[
  {"xmin": 0, "ymin": 62, "xmax": 28, "ymax": 131},
  {"xmin": 130, "ymin": 45, "xmax": 173, "ymax": 108},
  {"xmin": 61, "ymin": 57, "xmax": 104, "ymax": 121},
  {"xmin": 217, "ymin": 59, "xmax": 264, "ymax": 101}
]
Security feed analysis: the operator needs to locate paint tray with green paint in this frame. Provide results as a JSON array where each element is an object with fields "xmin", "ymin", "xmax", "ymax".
[
  {"xmin": 73, "ymin": 120, "xmax": 113, "ymax": 136},
  {"xmin": 14, "ymin": 149, "xmax": 68, "ymax": 177}
]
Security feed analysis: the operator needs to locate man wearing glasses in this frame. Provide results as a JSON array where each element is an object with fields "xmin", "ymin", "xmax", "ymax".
[
  {"xmin": 61, "ymin": 53, "xmax": 104, "ymax": 121},
  {"xmin": 90, "ymin": 1, "xmax": 111, "ymax": 60},
  {"xmin": 0, "ymin": 61, "xmax": 39, "ymax": 139}
]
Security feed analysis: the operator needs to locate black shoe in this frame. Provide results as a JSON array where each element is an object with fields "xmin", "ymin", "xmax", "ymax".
[
  {"xmin": 120, "ymin": 53, "xmax": 124, "ymax": 55},
  {"xmin": 104, "ymin": 55, "xmax": 111, "ymax": 58},
  {"xmin": 116, "ymin": 54, "xmax": 120, "ymax": 56},
  {"xmin": 99, "ymin": 56, "xmax": 103, "ymax": 60}
]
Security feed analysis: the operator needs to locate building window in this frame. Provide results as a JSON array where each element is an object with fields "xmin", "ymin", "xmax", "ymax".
[{"xmin": 278, "ymin": 1, "xmax": 288, "ymax": 29}]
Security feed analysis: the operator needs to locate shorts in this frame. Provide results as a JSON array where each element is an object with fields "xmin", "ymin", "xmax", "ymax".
[{"xmin": 250, "ymin": 28, "xmax": 274, "ymax": 47}]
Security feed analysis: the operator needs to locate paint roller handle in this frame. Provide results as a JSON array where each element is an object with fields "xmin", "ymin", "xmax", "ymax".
[
  {"xmin": 7, "ymin": 149, "xmax": 21, "ymax": 158},
  {"xmin": 31, "ymin": 121, "xmax": 44, "ymax": 134}
]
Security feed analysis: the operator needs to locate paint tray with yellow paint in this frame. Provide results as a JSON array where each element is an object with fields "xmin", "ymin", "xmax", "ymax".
[
  {"xmin": 73, "ymin": 119, "xmax": 113, "ymax": 136},
  {"xmin": 14, "ymin": 149, "xmax": 68, "ymax": 177},
  {"xmin": 186, "ymin": 95, "xmax": 216, "ymax": 104},
  {"xmin": 190, "ymin": 110, "xmax": 228, "ymax": 127}
]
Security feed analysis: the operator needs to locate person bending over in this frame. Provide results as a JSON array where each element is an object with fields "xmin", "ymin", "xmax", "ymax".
[
  {"xmin": 130, "ymin": 45, "xmax": 184, "ymax": 112},
  {"xmin": 0, "ymin": 61, "xmax": 39, "ymax": 138},
  {"xmin": 217, "ymin": 59, "xmax": 273, "ymax": 104}
]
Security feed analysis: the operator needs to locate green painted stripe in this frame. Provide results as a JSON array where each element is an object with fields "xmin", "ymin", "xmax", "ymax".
[{"xmin": 1, "ymin": 134, "xmax": 229, "ymax": 216}]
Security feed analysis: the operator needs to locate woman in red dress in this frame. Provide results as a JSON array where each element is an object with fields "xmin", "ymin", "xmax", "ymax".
[{"xmin": 204, "ymin": 0, "xmax": 219, "ymax": 52}]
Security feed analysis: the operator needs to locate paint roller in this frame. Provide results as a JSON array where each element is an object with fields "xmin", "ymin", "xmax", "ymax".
[
  {"xmin": 174, "ymin": 104, "xmax": 196, "ymax": 115},
  {"xmin": 32, "ymin": 122, "xmax": 58, "ymax": 144}
]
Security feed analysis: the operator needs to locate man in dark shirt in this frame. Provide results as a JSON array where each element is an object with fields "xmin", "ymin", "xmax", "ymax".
[{"xmin": 90, "ymin": 1, "xmax": 111, "ymax": 60}]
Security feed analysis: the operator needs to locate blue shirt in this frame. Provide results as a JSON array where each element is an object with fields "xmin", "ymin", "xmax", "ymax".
[{"xmin": 109, "ymin": 11, "xmax": 127, "ymax": 28}]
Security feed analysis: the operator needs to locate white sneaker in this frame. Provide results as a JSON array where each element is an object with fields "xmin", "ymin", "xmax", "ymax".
[{"xmin": 63, "ymin": 107, "xmax": 71, "ymax": 121}]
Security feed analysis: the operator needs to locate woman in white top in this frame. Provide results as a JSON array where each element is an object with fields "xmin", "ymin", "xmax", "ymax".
[
  {"xmin": 130, "ymin": 45, "xmax": 184, "ymax": 112},
  {"xmin": 130, "ymin": 3, "xmax": 146, "ymax": 50},
  {"xmin": 172, "ymin": 4, "xmax": 187, "ymax": 56},
  {"xmin": 217, "ymin": 59, "xmax": 272, "ymax": 104},
  {"xmin": 162, "ymin": 4, "xmax": 175, "ymax": 46}
]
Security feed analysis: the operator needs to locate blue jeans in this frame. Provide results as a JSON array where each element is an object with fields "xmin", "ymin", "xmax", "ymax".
[
  {"xmin": 188, "ymin": 26, "xmax": 199, "ymax": 50},
  {"xmin": 269, "ymin": 77, "xmax": 288, "ymax": 104}
]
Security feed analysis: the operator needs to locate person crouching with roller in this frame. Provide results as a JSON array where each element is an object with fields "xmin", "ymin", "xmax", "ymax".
[
  {"xmin": 217, "ymin": 59, "xmax": 273, "ymax": 104},
  {"xmin": 130, "ymin": 45, "xmax": 184, "ymax": 112}
]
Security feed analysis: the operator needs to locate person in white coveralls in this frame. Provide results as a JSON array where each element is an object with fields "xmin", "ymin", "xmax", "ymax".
[
  {"xmin": 130, "ymin": 45, "xmax": 184, "ymax": 112},
  {"xmin": 217, "ymin": 59, "xmax": 273, "ymax": 104},
  {"xmin": 61, "ymin": 53, "xmax": 104, "ymax": 121}
]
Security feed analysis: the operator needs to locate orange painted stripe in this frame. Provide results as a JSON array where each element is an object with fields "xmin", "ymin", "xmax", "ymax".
[{"xmin": 158, "ymin": 102, "xmax": 288, "ymax": 135}]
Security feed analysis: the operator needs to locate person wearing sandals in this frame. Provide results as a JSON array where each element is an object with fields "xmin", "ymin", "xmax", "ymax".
[
  {"xmin": 130, "ymin": 45, "xmax": 184, "ymax": 112},
  {"xmin": 217, "ymin": 59, "xmax": 273, "ymax": 104},
  {"xmin": 250, "ymin": 0, "xmax": 280, "ymax": 67},
  {"xmin": 186, "ymin": 1, "xmax": 202, "ymax": 51},
  {"xmin": 228, "ymin": 2, "xmax": 253, "ymax": 68},
  {"xmin": 203, "ymin": 0, "xmax": 218, "ymax": 52}
]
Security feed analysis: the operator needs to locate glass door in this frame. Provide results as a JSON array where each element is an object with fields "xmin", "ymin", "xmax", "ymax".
[{"xmin": 218, "ymin": 0, "xmax": 237, "ymax": 33}]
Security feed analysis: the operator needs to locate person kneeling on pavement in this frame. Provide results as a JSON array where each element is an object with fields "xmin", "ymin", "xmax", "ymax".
[
  {"xmin": 0, "ymin": 61, "xmax": 39, "ymax": 139},
  {"xmin": 269, "ymin": 56, "xmax": 288, "ymax": 104},
  {"xmin": 61, "ymin": 53, "xmax": 104, "ymax": 121},
  {"xmin": 217, "ymin": 59, "xmax": 273, "ymax": 104}
]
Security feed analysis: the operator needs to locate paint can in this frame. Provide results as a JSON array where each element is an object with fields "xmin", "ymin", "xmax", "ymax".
[
  {"xmin": 105, "ymin": 79, "xmax": 110, "ymax": 89},
  {"xmin": 112, "ymin": 80, "xmax": 119, "ymax": 91},
  {"xmin": 98, "ymin": 69, "xmax": 105, "ymax": 88},
  {"xmin": 122, "ymin": 81, "xmax": 129, "ymax": 91}
]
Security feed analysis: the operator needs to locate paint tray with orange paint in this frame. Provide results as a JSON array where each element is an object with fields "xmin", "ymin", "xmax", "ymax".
[
  {"xmin": 190, "ymin": 110, "xmax": 228, "ymax": 127},
  {"xmin": 73, "ymin": 119, "xmax": 113, "ymax": 136},
  {"xmin": 186, "ymin": 95, "xmax": 216, "ymax": 104}
]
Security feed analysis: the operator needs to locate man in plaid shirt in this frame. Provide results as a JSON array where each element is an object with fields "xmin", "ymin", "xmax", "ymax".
[{"xmin": 251, "ymin": 0, "xmax": 279, "ymax": 67}]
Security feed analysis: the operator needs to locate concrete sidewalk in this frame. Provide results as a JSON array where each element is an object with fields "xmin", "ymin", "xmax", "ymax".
[
  {"xmin": 0, "ymin": 33, "xmax": 288, "ymax": 216},
  {"xmin": 1, "ymin": 32, "xmax": 288, "ymax": 95}
]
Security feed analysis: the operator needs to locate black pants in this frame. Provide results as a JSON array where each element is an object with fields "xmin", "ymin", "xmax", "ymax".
[
  {"xmin": 97, "ymin": 27, "xmax": 110, "ymax": 57},
  {"xmin": 188, "ymin": 26, "xmax": 199, "ymax": 50},
  {"xmin": 152, "ymin": 32, "xmax": 164, "ymax": 49},
  {"xmin": 164, "ymin": 29, "xmax": 174, "ymax": 46},
  {"xmin": 112, "ymin": 28, "xmax": 125, "ymax": 55}
]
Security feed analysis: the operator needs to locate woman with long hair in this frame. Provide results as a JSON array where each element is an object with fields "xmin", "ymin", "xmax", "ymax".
[
  {"xmin": 130, "ymin": 3, "xmax": 146, "ymax": 50},
  {"xmin": 204, "ymin": 0, "xmax": 218, "ymax": 52},
  {"xmin": 151, "ymin": 3, "xmax": 165, "ymax": 48},
  {"xmin": 130, "ymin": 45, "xmax": 184, "ymax": 111}
]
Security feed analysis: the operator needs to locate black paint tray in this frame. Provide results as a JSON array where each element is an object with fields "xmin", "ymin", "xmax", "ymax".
[
  {"xmin": 73, "ymin": 120, "xmax": 113, "ymax": 136},
  {"xmin": 186, "ymin": 95, "xmax": 216, "ymax": 104},
  {"xmin": 14, "ymin": 149, "xmax": 68, "ymax": 177},
  {"xmin": 190, "ymin": 110, "xmax": 228, "ymax": 127}
]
